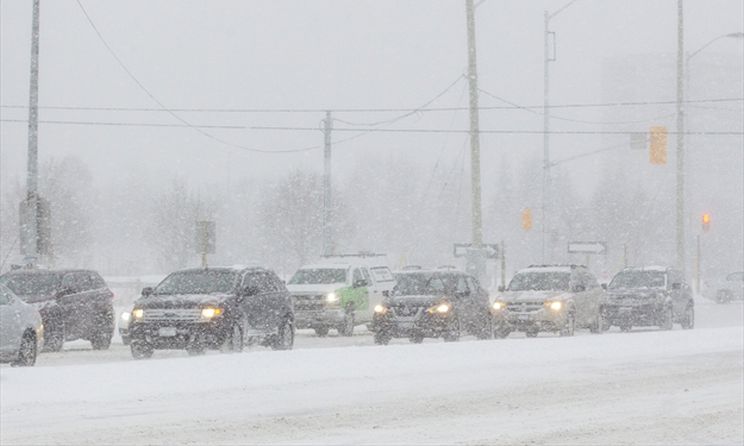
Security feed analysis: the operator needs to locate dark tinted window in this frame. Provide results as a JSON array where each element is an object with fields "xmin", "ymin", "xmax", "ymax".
[
  {"xmin": 0, "ymin": 272, "xmax": 60, "ymax": 296},
  {"xmin": 393, "ymin": 273, "xmax": 451, "ymax": 295},
  {"xmin": 155, "ymin": 270, "xmax": 238, "ymax": 295}
]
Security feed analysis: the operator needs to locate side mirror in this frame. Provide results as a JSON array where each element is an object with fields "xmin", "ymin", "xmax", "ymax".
[
  {"xmin": 601, "ymin": 283, "xmax": 608, "ymax": 291},
  {"xmin": 497, "ymin": 285, "xmax": 505, "ymax": 292},
  {"xmin": 671, "ymin": 283, "xmax": 682, "ymax": 290},
  {"xmin": 353, "ymin": 279, "xmax": 369, "ymax": 288},
  {"xmin": 141, "ymin": 287, "xmax": 154, "ymax": 297}
]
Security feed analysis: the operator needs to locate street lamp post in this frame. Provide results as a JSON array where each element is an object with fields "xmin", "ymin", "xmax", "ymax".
[{"xmin": 542, "ymin": 0, "xmax": 578, "ymax": 263}]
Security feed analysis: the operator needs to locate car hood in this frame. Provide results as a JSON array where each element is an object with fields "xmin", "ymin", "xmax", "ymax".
[
  {"xmin": 499, "ymin": 290, "xmax": 572, "ymax": 302},
  {"xmin": 134, "ymin": 293, "xmax": 232, "ymax": 309},
  {"xmin": 287, "ymin": 283, "xmax": 346, "ymax": 295},
  {"xmin": 385, "ymin": 294, "xmax": 446, "ymax": 307}
]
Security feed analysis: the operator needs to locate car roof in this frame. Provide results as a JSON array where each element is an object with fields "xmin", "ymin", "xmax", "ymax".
[
  {"xmin": 620, "ymin": 266, "xmax": 671, "ymax": 273},
  {"xmin": 519, "ymin": 265, "xmax": 583, "ymax": 273},
  {"xmin": 170, "ymin": 266, "xmax": 269, "ymax": 274},
  {"xmin": 2, "ymin": 268, "xmax": 97, "ymax": 276},
  {"xmin": 297, "ymin": 264, "xmax": 351, "ymax": 270}
]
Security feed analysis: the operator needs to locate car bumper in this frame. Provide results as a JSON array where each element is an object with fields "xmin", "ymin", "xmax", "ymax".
[
  {"xmin": 129, "ymin": 319, "xmax": 230, "ymax": 349},
  {"xmin": 492, "ymin": 308, "xmax": 568, "ymax": 332},
  {"xmin": 371, "ymin": 312, "xmax": 455, "ymax": 338},
  {"xmin": 603, "ymin": 304, "xmax": 662, "ymax": 326},
  {"xmin": 294, "ymin": 309, "xmax": 346, "ymax": 329}
]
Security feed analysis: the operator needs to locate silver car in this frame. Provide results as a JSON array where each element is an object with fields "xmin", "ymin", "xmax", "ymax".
[
  {"xmin": 0, "ymin": 284, "xmax": 44, "ymax": 367},
  {"xmin": 715, "ymin": 272, "xmax": 744, "ymax": 303}
]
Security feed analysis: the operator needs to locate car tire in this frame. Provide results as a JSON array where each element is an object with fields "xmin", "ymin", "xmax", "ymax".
[
  {"xmin": 272, "ymin": 318, "xmax": 294, "ymax": 351},
  {"xmin": 221, "ymin": 322, "xmax": 244, "ymax": 353},
  {"xmin": 476, "ymin": 316, "xmax": 494, "ymax": 340},
  {"xmin": 374, "ymin": 331, "xmax": 391, "ymax": 345},
  {"xmin": 11, "ymin": 332, "xmax": 37, "ymax": 367},
  {"xmin": 494, "ymin": 325, "xmax": 511, "ymax": 339},
  {"xmin": 90, "ymin": 332, "xmax": 113, "ymax": 350},
  {"xmin": 619, "ymin": 323, "xmax": 632, "ymax": 332},
  {"xmin": 559, "ymin": 313, "xmax": 575, "ymax": 337},
  {"xmin": 43, "ymin": 322, "xmax": 64, "ymax": 353},
  {"xmin": 131, "ymin": 342, "xmax": 153, "ymax": 360},
  {"xmin": 443, "ymin": 318, "xmax": 460, "ymax": 342},
  {"xmin": 314, "ymin": 326, "xmax": 329, "ymax": 337},
  {"xmin": 660, "ymin": 307, "xmax": 673, "ymax": 331},
  {"xmin": 525, "ymin": 329, "xmax": 539, "ymax": 338},
  {"xmin": 338, "ymin": 312, "xmax": 355, "ymax": 337},
  {"xmin": 409, "ymin": 333, "xmax": 424, "ymax": 344},
  {"xmin": 680, "ymin": 305, "xmax": 695, "ymax": 330}
]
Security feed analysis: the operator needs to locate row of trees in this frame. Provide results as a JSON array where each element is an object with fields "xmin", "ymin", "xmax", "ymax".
[{"xmin": 0, "ymin": 153, "xmax": 684, "ymax": 279}]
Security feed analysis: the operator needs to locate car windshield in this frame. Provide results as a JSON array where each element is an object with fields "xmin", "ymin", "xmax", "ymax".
[
  {"xmin": 609, "ymin": 271, "xmax": 666, "ymax": 289},
  {"xmin": 0, "ymin": 272, "xmax": 60, "ymax": 296},
  {"xmin": 392, "ymin": 273, "xmax": 450, "ymax": 295},
  {"xmin": 508, "ymin": 272, "xmax": 570, "ymax": 291},
  {"xmin": 288, "ymin": 268, "xmax": 347, "ymax": 285},
  {"xmin": 154, "ymin": 270, "xmax": 238, "ymax": 295}
]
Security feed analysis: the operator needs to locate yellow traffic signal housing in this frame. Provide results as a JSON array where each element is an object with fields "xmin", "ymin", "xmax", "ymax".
[
  {"xmin": 521, "ymin": 208, "xmax": 533, "ymax": 231},
  {"xmin": 649, "ymin": 126, "xmax": 668, "ymax": 165},
  {"xmin": 702, "ymin": 213, "xmax": 711, "ymax": 232}
]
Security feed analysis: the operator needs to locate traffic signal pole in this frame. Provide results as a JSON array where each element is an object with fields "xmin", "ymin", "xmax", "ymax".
[
  {"xmin": 675, "ymin": 0, "xmax": 686, "ymax": 274},
  {"xmin": 322, "ymin": 111, "xmax": 333, "ymax": 256},
  {"xmin": 465, "ymin": 0, "xmax": 483, "ymax": 249}
]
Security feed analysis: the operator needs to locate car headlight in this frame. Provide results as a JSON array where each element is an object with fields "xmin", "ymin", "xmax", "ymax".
[
  {"xmin": 428, "ymin": 303, "xmax": 451, "ymax": 314},
  {"xmin": 201, "ymin": 307, "xmax": 224, "ymax": 320},
  {"xmin": 131, "ymin": 308, "xmax": 144, "ymax": 320},
  {"xmin": 121, "ymin": 312, "xmax": 131, "ymax": 322},
  {"xmin": 374, "ymin": 304, "xmax": 388, "ymax": 314},
  {"xmin": 325, "ymin": 292, "xmax": 339, "ymax": 303},
  {"xmin": 492, "ymin": 301, "xmax": 506, "ymax": 311},
  {"xmin": 547, "ymin": 301, "xmax": 563, "ymax": 311}
]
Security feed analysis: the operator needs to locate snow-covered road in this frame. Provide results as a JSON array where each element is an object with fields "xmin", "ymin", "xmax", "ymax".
[{"xmin": 1, "ymin": 300, "xmax": 742, "ymax": 445}]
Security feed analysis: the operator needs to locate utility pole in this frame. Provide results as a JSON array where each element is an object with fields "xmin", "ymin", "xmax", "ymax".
[
  {"xmin": 675, "ymin": 0, "xmax": 686, "ymax": 274},
  {"xmin": 465, "ymin": 0, "xmax": 482, "ymax": 248},
  {"xmin": 542, "ymin": 10, "xmax": 552, "ymax": 263},
  {"xmin": 322, "ymin": 111, "xmax": 333, "ymax": 256},
  {"xmin": 23, "ymin": 0, "xmax": 41, "ymax": 266}
]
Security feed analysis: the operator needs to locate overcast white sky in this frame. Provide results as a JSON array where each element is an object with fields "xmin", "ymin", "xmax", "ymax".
[{"xmin": 1, "ymin": 0, "xmax": 742, "ymax": 196}]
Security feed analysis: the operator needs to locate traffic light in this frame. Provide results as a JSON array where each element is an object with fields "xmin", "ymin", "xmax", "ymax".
[
  {"xmin": 702, "ymin": 213, "xmax": 711, "ymax": 232},
  {"xmin": 521, "ymin": 208, "xmax": 533, "ymax": 231},
  {"xmin": 649, "ymin": 126, "xmax": 668, "ymax": 165}
]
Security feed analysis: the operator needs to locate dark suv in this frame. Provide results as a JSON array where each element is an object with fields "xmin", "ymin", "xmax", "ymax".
[
  {"xmin": 127, "ymin": 266, "xmax": 294, "ymax": 359},
  {"xmin": 0, "ymin": 269, "xmax": 114, "ymax": 351},
  {"xmin": 370, "ymin": 270, "xmax": 492, "ymax": 344},
  {"xmin": 604, "ymin": 266, "xmax": 694, "ymax": 331}
]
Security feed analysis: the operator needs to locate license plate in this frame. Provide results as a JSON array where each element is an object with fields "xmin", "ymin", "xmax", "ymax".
[
  {"xmin": 518, "ymin": 314, "xmax": 531, "ymax": 321},
  {"xmin": 158, "ymin": 327, "xmax": 177, "ymax": 337}
]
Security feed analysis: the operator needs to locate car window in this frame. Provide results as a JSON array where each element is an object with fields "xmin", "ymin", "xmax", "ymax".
[
  {"xmin": 156, "ymin": 270, "xmax": 238, "ymax": 295},
  {"xmin": 466, "ymin": 276, "xmax": 479, "ymax": 293},
  {"xmin": 267, "ymin": 272, "xmax": 286, "ymax": 292},
  {"xmin": 0, "ymin": 272, "xmax": 59, "ymax": 296},
  {"xmin": 61, "ymin": 273, "xmax": 88, "ymax": 293},
  {"xmin": 370, "ymin": 267, "xmax": 395, "ymax": 283},
  {"xmin": 0, "ymin": 285, "xmax": 13, "ymax": 305},
  {"xmin": 288, "ymin": 268, "xmax": 347, "ymax": 285},
  {"xmin": 455, "ymin": 275, "xmax": 469, "ymax": 294},
  {"xmin": 352, "ymin": 268, "xmax": 364, "ymax": 284},
  {"xmin": 508, "ymin": 272, "xmax": 570, "ymax": 291},
  {"xmin": 242, "ymin": 272, "xmax": 274, "ymax": 293},
  {"xmin": 361, "ymin": 268, "xmax": 372, "ymax": 283},
  {"xmin": 89, "ymin": 272, "xmax": 107, "ymax": 289}
]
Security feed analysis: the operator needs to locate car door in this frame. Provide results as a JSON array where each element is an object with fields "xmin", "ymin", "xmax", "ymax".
[
  {"xmin": 0, "ymin": 286, "xmax": 22, "ymax": 356},
  {"xmin": 59, "ymin": 272, "xmax": 93, "ymax": 333},
  {"xmin": 453, "ymin": 274, "xmax": 478, "ymax": 327},
  {"xmin": 668, "ymin": 270, "xmax": 688, "ymax": 317},
  {"xmin": 240, "ymin": 271, "xmax": 280, "ymax": 334}
]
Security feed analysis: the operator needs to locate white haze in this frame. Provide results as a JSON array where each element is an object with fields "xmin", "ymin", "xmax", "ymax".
[{"xmin": 0, "ymin": 0, "xmax": 742, "ymax": 281}]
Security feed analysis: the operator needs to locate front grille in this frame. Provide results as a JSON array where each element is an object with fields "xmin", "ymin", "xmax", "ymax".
[
  {"xmin": 507, "ymin": 301, "xmax": 543, "ymax": 313},
  {"xmin": 143, "ymin": 309, "xmax": 202, "ymax": 322},
  {"xmin": 391, "ymin": 305, "xmax": 424, "ymax": 318},
  {"xmin": 293, "ymin": 294, "xmax": 325, "ymax": 311}
]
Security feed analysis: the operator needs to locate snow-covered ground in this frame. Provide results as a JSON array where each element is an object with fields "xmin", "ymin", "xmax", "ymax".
[{"xmin": 1, "ymin": 300, "xmax": 742, "ymax": 445}]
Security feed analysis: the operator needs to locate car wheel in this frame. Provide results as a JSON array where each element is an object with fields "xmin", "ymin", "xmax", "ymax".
[
  {"xmin": 272, "ymin": 318, "xmax": 294, "ymax": 351},
  {"xmin": 90, "ymin": 332, "xmax": 113, "ymax": 350},
  {"xmin": 660, "ymin": 307, "xmax": 673, "ymax": 330},
  {"xmin": 619, "ymin": 323, "xmax": 632, "ymax": 332},
  {"xmin": 314, "ymin": 326, "xmax": 329, "ymax": 337},
  {"xmin": 476, "ymin": 316, "xmax": 494, "ymax": 340},
  {"xmin": 443, "ymin": 318, "xmax": 461, "ymax": 342},
  {"xmin": 494, "ymin": 325, "xmax": 511, "ymax": 339},
  {"xmin": 43, "ymin": 322, "xmax": 64, "ymax": 353},
  {"xmin": 11, "ymin": 332, "xmax": 37, "ymax": 367},
  {"xmin": 525, "ymin": 329, "xmax": 539, "ymax": 338},
  {"xmin": 186, "ymin": 345, "xmax": 205, "ymax": 356},
  {"xmin": 337, "ymin": 312, "xmax": 355, "ymax": 337},
  {"xmin": 559, "ymin": 313, "xmax": 575, "ymax": 337},
  {"xmin": 374, "ymin": 331, "xmax": 391, "ymax": 345},
  {"xmin": 680, "ymin": 305, "xmax": 695, "ymax": 330},
  {"xmin": 221, "ymin": 322, "xmax": 244, "ymax": 353},
  {"xmin": 131, "ymin": 342, "xmax": 153, "ymax": 359}
]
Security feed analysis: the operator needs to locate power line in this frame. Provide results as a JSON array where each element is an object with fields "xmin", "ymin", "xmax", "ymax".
[
  {"xmin": 1, "ymin": 97, "xmax": 741, "ymax": 114},
  {"xmin": 2, "ymin": 118, "xmax": 741, "ymax": 136}
]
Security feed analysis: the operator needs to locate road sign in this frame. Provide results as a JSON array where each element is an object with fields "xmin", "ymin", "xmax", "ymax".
[
  {"xmin": 195, "ymin": 221, "xmax": 216, "ymax": 255},
  {"xmin": 453, "ymin": 243, "xmax": 500, "ymax": 259},
  {"xmin": 567, "ymin": 241, "xmax": 607, "ymax": 255}
]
